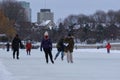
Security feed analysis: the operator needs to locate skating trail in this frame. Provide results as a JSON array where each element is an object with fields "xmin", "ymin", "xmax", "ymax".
[{"xmin": 0, "ymin": 48, "xmax": 120, "ymax": 80}]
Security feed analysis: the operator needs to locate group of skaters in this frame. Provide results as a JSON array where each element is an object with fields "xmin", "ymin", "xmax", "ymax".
[
  {"xmin": 40, "ymin": 31, "xmax": 74, "ymax": 64},
  {"xmin": 8, "ymin": 31, "xmax": 74, "ymax": 64},
  {"xmin": 5, "ymin": 31, "xmax": 111, "ymax": 64},
  {"xmin": 6, "ymin": 34, "xmax": 32, "ymax": 59}
]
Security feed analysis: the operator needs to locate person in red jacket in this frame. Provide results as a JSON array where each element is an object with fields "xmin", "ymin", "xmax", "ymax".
[
  {"xmin": 26, "ymin": 40, "xmax": 32, "ymax": 55},
  {"xmin": 106, "ymin": 42, "xmax": 111, "ymax": 53}
]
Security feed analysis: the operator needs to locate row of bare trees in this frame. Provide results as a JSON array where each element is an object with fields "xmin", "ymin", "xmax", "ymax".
[
  {"xmin": 0, "ymin": 0, "xmax": 31, "ymax": 41},
  {"xmin": 53, "ymin": 10, "xmax": 120, "ymax": 43},
  {"xmin": 1, "ymin": 0, "xmax": 27, "ymax": 24}
]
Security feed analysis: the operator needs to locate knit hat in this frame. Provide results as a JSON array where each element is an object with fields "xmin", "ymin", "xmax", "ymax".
[{"xmin": 44, "ymin": 31, "xmax": 49, "ymax": 36}]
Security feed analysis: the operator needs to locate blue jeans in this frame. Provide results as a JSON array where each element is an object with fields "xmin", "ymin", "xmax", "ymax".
[{"xmin": 54, "ymin": 51, "xmax": 64, "ymax": 60}]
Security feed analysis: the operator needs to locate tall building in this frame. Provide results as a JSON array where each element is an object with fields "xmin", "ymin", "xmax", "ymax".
[
  {"xmin": 37, "ymin": 9, "xmax": 54, "ymax": 24},
  {"xmin": 19, "ymin": 1, "xmax": 31, "ymax": 22}
]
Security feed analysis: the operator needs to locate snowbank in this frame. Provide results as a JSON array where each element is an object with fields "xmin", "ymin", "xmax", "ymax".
[{"xmin": 0, "ymin": 61, "xmax": 15, "ymax": 80}]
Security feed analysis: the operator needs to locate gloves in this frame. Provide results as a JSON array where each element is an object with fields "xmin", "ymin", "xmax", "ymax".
[{"xmin": 64, "ymin": 43, "xmax": 69, "ymax": 47}]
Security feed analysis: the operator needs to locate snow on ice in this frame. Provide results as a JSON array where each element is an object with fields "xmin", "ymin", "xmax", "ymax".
[{"xmin": 0, "ymin": 47, "xmax": 120, "ymax": 80}]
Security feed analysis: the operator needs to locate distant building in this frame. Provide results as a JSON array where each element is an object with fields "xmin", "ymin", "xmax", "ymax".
[
  {"xmin": 19, "ymin": 1, "xmax": 31, "ymax": 22},
  {"xmin": 37, "ymin": 9, "xmax": 54, "ymax": 24}
]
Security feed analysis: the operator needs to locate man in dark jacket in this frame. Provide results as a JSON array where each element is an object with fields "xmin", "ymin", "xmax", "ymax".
[
  {"xmin": 12, "ymin": 34, "xmax": 22, "ymax": 59},
  {"xmin": 40, "ymin": 31, "xmax": 54, "ymax": 64}
]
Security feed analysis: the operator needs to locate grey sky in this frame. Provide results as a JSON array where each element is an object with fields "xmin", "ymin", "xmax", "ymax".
[{"xmin": 5, "ymin": 0, "xmax": 120, "ymax": 22}]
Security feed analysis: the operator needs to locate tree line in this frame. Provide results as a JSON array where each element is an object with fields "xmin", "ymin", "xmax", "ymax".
[
  {"xmin": 54, "ymin": 10, "xmax": 120, "ymax": 43},
  {"xmin": 0, "ymin": 0, "xmax": 31, "ymax": 41},
  {"xmin": 32, "ymin": 9, "xmax": 120, "ymax": 43},
  {"xmin": 0, "ymin": 0, "xmax": 120, "ymax": 43}
]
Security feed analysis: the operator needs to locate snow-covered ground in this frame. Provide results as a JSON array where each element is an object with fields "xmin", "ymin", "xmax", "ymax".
[{"xmin": 0, "ymin": 48, "xmax": 120, "ymax": 80}]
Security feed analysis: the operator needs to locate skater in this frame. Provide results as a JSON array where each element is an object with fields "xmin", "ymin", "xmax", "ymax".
[
  {"xmin": 54, "ymin": 37, "xmax": 65, "ymax": 60},
  {"xmin": 26, "ymin": 40, "xmax": 32, "ymax": 55},
  {"xmin": 106, "ymin": 42, "xmax": 111, "ymax": 53},
  {"xmin": 11, "ymin": 34, "xmax": 23, "ymax": 59},
  {"xmin": 40, "ymin": 31, "xmax": 54, "ymax": 64},
  {"xmin": 64, "ymin": 33, "xmax": 74, "ymax": 63},
  {"xmin": 6, "ymin": 42, "xmax": 10, "ymax": 52}
]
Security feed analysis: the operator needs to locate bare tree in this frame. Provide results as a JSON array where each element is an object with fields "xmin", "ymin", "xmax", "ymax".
[{"xmin": 1, "ymin": 0, "xmax": 27, "ymax": 24}]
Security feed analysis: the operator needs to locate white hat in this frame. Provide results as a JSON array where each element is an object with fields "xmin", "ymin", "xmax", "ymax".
[{"xmin": 44, "ymin": 31, "xmax": 48, "ymax": 36}]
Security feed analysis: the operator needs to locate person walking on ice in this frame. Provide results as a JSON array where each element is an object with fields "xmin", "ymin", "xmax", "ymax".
[
  {"xmin": 6, "ymin": 42, "xmax": 10, "ymax": 52},
  {"xmin": 40, "ymin": 31, "xmax": 54, "ymax": 64},
  {"xmin": 26, "ymin": 40, "xmax": 32, "ymax": 55},
  {"xmin": 54, "ymin": 37, "xmax": 65, "ymax": 61},
  {"xmin": 106, "ymin": 42, "xmax": 111, "ymax": 53},
  {"xmin": 11, "ymin": 34, "xmax": 23, "ymax": 59},
  {"xmin": 64, "ymin": 33, "xmax": 74, "ymax": 63}
]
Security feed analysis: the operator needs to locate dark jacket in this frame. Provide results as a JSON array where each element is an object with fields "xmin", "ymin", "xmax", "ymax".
[
  {"xmin": 56, "ymin": 38, "xmax": 65, "ymax": 51},
  {"xmin": 6, "ymin": 42, "xmax": 10, "ymax": 49},
  {"xmin": 64, "ymin": 36, "xmax": 74, "ymax": 53},
  {"xmin": 41, "ymin": 38, "xmax": 52, "ymax": 51},
  {"xmin": 12, "ymin": 37, "xmax": 22, "ymax": 50}
]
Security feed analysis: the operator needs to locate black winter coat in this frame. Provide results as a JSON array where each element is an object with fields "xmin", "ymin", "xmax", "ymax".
[
  {"xmin": 56, "ymin": 38, "xmax": 65, "ymax": 51},
  {"xmin": 12, "ymin": 37, "xmax": 22, "ymax": 50}
]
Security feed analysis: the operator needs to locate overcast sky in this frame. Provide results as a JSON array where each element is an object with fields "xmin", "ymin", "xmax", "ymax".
[{"xmin": 6, "ymin": 0, "xmax": 120, "ymax": 23}]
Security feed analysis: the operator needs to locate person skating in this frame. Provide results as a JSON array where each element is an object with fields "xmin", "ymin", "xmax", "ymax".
[
  {"xmin": 40, "ymin": 31, "xmax": 54, "ymax": 64},
  {"xmin": 106, "ymin": 42, "xmax": 111, "ymax": 53},
  {"xmin": 11, "ymin": 34, "xmax": 23, "ymax": 59},
  {"xmin": 54, "ymin": 37, "xmax": 65, "ymax": 60},
  {"xmin": 26, "ymin": 40, "xmax": 32, "ymax": 55},
  {"xmin": 64, "ymin": 33, "xmax": 74, "ymax": 63},
  {"xmin": 6, "ymin": 42, "xmax": 10, "ymax": 52}
]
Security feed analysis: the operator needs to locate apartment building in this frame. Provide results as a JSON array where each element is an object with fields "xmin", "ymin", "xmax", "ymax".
[{"xmin": 37, "ymin": 9, "xmax": 54, "ymax": 24}]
